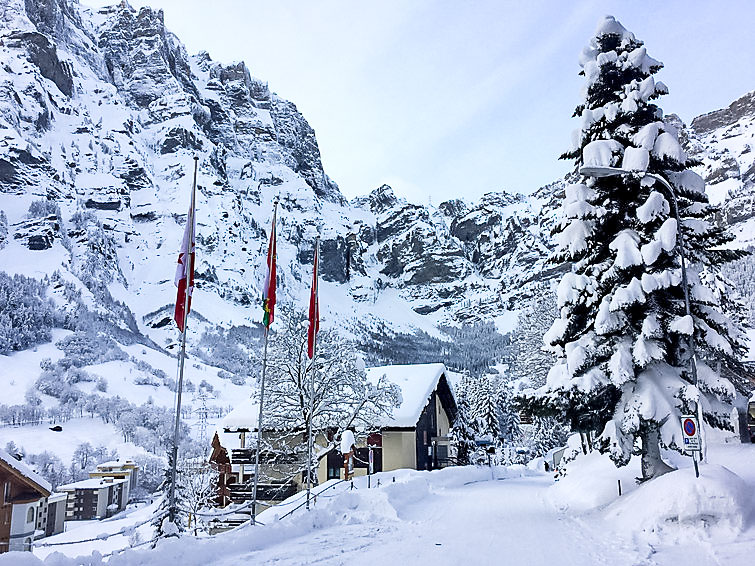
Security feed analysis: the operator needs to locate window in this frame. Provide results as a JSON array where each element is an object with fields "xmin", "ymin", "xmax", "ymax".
[
  {"xmin": 26, "ymin": 506, "xmax": 35, "ymax": 524},
  {"xmin": 326, "ymin": 450, "xmax": 342, "ymax": 480},
  {"xmin": 3, "ymin": 481, "xmax": 10, "ymax": 504}
]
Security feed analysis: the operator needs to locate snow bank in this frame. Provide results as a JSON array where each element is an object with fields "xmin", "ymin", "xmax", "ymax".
[
  {"xmin": 548, "ymin": 450, "xmax": 641, "ymax": 513},
  {"xmin": 549, "ymin": 445, "xmax": 752, "ymax": 547},
  {"xmin": 605, "ymin": 465, "xmax": 750, "ymax": 541}
]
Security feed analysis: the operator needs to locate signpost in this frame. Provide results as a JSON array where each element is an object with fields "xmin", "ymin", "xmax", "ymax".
[
  {"xmin": 681, "ymin": 415, "xmax": 701, "ymax": 478},
  {"xmin": 368, "ymin": 447, "xmax": 374, "ymax": 488}
]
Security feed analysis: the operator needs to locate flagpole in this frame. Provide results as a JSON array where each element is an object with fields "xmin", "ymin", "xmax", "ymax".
[
  {"xmin": 169, "ymin": 155, "xmax": 198, "ymax": 524},
  {"xmin": 251, "ymin": 197, "xmax": 278, "ymax": 526},
  {"xmin": 306, "ymin": 236, "xmax": 319, "ymax": 511},
  {"xmin": 251, "ymin": 327, "xmax": 269, "ymax": 525}
]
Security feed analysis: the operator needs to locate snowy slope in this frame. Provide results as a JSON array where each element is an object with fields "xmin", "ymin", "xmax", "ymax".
[{"xmin": 0, "ymin": 0, "xmax": 557, "ymax": 356}]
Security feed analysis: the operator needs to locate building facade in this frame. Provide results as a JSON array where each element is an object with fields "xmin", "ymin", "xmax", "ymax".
[
  {"xmin": 35, "ymin": 492, "xmax": 66, "ymax": 539},
  {"xmin": 317, "ymin": 363, "xmax": 457, "ymax": 482},
  {"xmin": 58, "ymin": 477, "xmax": 128, "ymax": 521},
  {"xmin": 216, "ymin": 363, "xmax": 458, "ymax": 509},
  {"xmin": 87, "ymin": 460, "xmax": 138, "ymax": 503},
  {"xmin": 0, "ymin": 449, "xmax": 52, "ymax": 553}
]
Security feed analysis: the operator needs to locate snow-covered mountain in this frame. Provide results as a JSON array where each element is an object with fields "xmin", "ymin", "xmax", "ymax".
[
  {"xmin": 1, "ymin": 0, "xmax": 754, "ymax": 419},
  {"xmin": 0, "ymin": 0, "xmax": 561, "ymax": 353},
  {"xmin": 687, "ymin": 90, "xmax": 755, "ymax": 248}
]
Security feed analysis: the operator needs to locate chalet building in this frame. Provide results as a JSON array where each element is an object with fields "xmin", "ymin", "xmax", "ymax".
[
  {"xmin": 218, "ymin": 404, "xmax": 306, "ymax": 509},
  {"xmin": 58, "ymin": 477, "xmax": 128, "ymax": 520},
  {"xmin": 318, "ymin": 363, "xmax": 457, "ymax": 482},
  {"xmin": 214, "ymin": 363, "xmax": 458, "ymax": 509},
  {"xmin": 209, "ymin": 433, "xmax": 233, "ymax": 507},
  {"xmin": 0, "ymin": 449, "xmax": 52, "ymax": 553}
]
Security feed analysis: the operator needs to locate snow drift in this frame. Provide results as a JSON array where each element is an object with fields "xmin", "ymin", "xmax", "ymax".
[{"xmin": 605, "ymin": 464, "xmax": 750, "ymax": 541}]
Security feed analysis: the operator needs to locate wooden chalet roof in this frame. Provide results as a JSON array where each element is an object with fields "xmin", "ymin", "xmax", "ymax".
[{"xmin": 0, "ymin": 449, "xmax": 52, "ymax": 499}]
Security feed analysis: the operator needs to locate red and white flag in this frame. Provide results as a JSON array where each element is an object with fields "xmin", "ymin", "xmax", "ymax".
[
  {"xmin": 174, "ymin": 194, "xmax": 196, "ymax": 332},
  {"xmin": 307, "ymin": 240, "xmax": 319, "ymax": 359},
  {"xmin": 262, "ymin": 204, "xmax": 277, "ymax": 329}
]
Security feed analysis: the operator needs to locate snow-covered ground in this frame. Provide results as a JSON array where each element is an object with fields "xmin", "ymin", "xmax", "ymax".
[
  {"xmin": 7, "ymin": 438, "xmax": 754, "ymax": 566},
  {"xmin": 0, "ymin": 418, "xmax": 149, "ymax": 464}
]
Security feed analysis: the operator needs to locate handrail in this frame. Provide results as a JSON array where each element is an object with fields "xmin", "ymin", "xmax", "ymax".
[{"xmin": 276, "ymin": 479, "xmax": 347, "ymax": 521}]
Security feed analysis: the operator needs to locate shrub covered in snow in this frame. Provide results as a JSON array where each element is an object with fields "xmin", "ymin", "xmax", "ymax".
[
  {"xmin": 55, "ymin": 331, "xmax": 129, "ymax": 368},
  {"xmin": 27, "ymin": 199, "xmax": 62, "ymax": 222}
]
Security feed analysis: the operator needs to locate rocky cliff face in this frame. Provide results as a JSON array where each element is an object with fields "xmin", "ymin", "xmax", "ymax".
[
  {"xmin": 0, "ymin": 0, "xmax": 561, "ymax": 348},
  {"xmin": 0, "ymin": 0, "xmax": 752, "ymax": 356},
  {"xmin": 686, "ymin": 90, "xmax": 755, "ymax": 240}
]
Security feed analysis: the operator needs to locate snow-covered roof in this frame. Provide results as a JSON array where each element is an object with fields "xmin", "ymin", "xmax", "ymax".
[
  {"xmin": 221, "ymin": 397, "xmax": 259, "ymax": 431},
  {"xmin": 0, "ymin": 449, "xmax": 52, "ymax": 495},
  {"xmin": 366, "ymin": 363, "xmax": 450, "ymax": 428},
  {"xmin": 96, "ymin": 459, "xmax": 136, "ymax": 469},
  {"xmin": 58, "ymin": 477, "xmax": 127, "ymax": 491}
]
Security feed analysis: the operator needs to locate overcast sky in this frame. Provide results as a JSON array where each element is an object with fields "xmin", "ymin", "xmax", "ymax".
[{"xmin": 86, "ymin": 1, "xmax": 755, "ymax": 204}]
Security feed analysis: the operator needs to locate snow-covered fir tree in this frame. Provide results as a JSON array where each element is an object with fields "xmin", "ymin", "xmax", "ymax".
[
  {"xmin": 470, "ymin": 376, "xmax": 500, "ymax": 444},
  {"xmin": 450, "ymin": 382, "xmax": 477, "ymax": 465},
  {"xmin": 508, "ymin": 285, "xmax": 557, "ymax": 389},
  {"xmin": 531, "ymin": 416, "xmax": 568, "ymax": 458},
  {"xmin": 0, "ymin": 272, "xmax": 61, "ymax": 354},
  {"xmin": 497, "ymin": 380, "xmax": 522, "ymax": 445},
  {"xmin": 153, "ymin": 452, "xmax": 185, "ymax": 541},
  {"xmin": 525, "ymin": 16, "xmax": 748, "ymax": 481}
]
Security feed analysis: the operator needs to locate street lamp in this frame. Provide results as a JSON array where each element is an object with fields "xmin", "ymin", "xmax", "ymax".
[{"xmin": 579, "ymin": 165, "xmax": 705, "ymax": 470}]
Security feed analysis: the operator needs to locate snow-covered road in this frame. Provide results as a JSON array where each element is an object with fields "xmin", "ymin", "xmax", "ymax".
[{"xmin": 217, "ymin": 473, "xmax": 646, "ymax": 566}]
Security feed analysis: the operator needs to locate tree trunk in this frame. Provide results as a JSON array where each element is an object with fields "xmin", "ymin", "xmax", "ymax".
[{"xmin": 640, "ymin": 424, "xmax": 674, "ymax": 481}]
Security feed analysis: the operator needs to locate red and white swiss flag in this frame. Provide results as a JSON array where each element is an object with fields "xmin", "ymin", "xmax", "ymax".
[{"xmin": 174, "ymin": 197, "xmax": 196, "ymax": 332}]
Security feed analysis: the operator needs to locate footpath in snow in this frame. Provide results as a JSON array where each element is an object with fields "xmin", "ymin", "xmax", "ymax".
[{"xmin": 6, "ymin": 441, "xmax": 755, "ymax": 566}]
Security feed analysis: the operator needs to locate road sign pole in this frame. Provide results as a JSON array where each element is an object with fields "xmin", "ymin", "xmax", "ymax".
[{"xmin": 692, "ymin": 452, "xmax": 700, "ymax": 478}]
